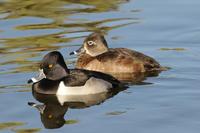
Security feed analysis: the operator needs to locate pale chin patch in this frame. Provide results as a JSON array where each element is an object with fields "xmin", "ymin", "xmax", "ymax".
[{"xmin": 85, "ymin": 48, "xmax": 98, "ymax": 57}]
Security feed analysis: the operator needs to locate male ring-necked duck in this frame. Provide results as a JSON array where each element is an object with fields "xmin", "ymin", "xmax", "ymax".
[
  {"xmin": 28, "ymin": 51, "xmax": 123, "ymax": 95},
  {"xmin": 70, "ymin": 32, "xmax": 165, "ymax": 74}
]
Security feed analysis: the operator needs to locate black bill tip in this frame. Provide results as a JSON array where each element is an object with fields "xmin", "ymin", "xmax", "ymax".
[
  {"xmin": 27, "ymin": 79, "xmax": 33, "ymax": 84},
  {"xmin": 28, "ymin": 102, "xmax": 36, "ymax": 106},
  {"xmin": 69, "ymin": 51, "xmax": 76, "ymax": 55}
]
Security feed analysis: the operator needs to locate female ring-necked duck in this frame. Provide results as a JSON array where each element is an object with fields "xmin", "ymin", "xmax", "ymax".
[
  {"xmin": 70, "ymin": 32, "xmax": 165, "ymax": 74},
  {"xmin": 28, "ymin": 51, "xmax": 123, "ymax": 95}
]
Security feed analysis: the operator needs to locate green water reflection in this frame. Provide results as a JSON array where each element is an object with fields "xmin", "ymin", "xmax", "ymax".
[
  {"xmin": 12, "ymin": 128, "xmax": 41, "ymax": 133},
  {"xmin": 0, "ymin": 121, "xmax": 25, "ymax": 131},
  {"xmin": 0, "ymin": 0, "xmax": 138, "ymax": 75},
  {"xmin": 0, "ymin": 0, "xmax": 130, "ymax": 20}
]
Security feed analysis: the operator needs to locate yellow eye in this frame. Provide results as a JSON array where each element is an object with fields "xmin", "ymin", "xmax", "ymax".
[
  {"xmin": 48, "ymin": 64, "xmax": 53, "ymax": 68},
  {"xmin": 48, "ymin": 114, "xmax": 52, "ymax": 119}
]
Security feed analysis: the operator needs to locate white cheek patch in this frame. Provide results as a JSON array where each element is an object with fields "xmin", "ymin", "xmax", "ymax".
[{"xmin": 56, "ymin": 77, "xmax": 112, "ymax": 96}]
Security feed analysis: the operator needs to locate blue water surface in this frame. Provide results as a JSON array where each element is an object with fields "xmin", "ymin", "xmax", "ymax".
[{"xmin": 0, "ymin": 0, "xmax": 200, "ymax": 132}]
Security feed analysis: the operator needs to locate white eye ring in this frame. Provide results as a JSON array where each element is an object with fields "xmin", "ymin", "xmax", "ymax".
[{"xmin": 87, "ymin": 41, "xmax": 96, "ymax": 46}]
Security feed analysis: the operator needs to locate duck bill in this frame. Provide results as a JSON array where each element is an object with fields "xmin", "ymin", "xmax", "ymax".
[
  {"xmin": 28, "ymin": 69, "xmax": 46, "ymax": 84},
  {"xmin": 69, "ymin": 46, "xmax": 85, "ymax": 55},
  {"xmin": 28, "ymin": 102, "xmax": 46, "ymax": 114}
]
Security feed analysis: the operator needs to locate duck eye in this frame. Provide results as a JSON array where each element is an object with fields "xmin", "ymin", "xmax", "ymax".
[
  {"xmin": 48, "ymin": 64, "xmax": 53, "ymax": 68},
  {"xmin": 48, "ymin": 114, "xmax": 53, "ymax": 119},
  {"xmin": 87, "ymin": 41, "xmax": 96, "ymax": 46}
]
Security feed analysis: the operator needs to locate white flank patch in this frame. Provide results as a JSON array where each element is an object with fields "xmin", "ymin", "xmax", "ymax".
[
  {"xmin": 56, "ymin": 77, "xmax": 112, "ymax": 96},
  {"xmin": 57, "ymin": 92, "xmax": 108, "ymax": 106}
]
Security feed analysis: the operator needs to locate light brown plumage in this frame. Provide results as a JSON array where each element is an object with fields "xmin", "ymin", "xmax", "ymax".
[
  {"xmin": 76, "ymin": 47, "xmax": 161, "ymax": 73},
  {"xmin": 70, "ymin": 32, "xmax": 165, "ymax": 82}
]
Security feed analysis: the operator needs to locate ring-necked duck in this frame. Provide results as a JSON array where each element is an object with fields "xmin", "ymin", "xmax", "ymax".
[
  {"xmin": 70, "ymin": 32, "xmax": 166, "ymax": 74},
  {"xmin": 28, "ymin": 51, "xmax": 123, "ymax": 95}
]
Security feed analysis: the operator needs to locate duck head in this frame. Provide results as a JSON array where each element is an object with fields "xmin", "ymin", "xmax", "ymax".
[
  {"xmin": 70, "ymin": 32, "xmax": 109, "ymax": 57},
  {"xmin": 28, "ymin": 51, "xmax": 69, "ymax": 83}
]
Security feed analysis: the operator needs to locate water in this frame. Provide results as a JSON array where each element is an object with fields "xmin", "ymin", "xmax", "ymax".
[{"xmin": 0, "ymin": 0, "xmax": 200, "ymax": 132}]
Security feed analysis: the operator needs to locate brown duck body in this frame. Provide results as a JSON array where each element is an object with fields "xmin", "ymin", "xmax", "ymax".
[{"xmin": 76, "ymin": 48, "xmax": 161, "ymax": 73}]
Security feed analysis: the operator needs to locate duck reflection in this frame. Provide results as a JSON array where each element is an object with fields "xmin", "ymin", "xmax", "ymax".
[
  {"xmin": 28, "ymin": 100, "xmax": 67, "ymax": 129},
  {"xmin": 29, "ymin": 86, "xmax": 125, "ymax": 129}
]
